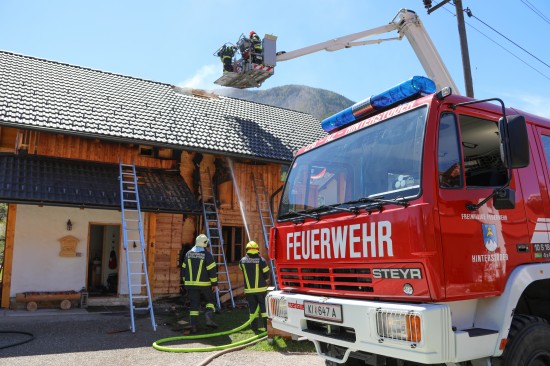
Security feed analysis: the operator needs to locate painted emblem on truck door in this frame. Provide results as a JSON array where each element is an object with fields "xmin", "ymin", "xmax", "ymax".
[{"xmin": 482, "ymin": 224, "xmax": 498, "ymax": 252}]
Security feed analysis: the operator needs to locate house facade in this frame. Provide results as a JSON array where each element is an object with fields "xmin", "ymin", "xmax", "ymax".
[{"xmin": 0, "ymin": 50, "xmax": 325, "ymax": 309}]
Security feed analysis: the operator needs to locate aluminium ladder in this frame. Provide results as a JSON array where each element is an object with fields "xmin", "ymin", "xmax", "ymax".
[
  {"xmin": 199, "ymin": 167, "xmax": 235, "ymax": 309},
  {"xmin": 252, "ymin": 173, "xmax": 279, "ymax": 290},
  {"xmin": 118, "ymin": 162, "xmax": 156, "ymax": 332}
]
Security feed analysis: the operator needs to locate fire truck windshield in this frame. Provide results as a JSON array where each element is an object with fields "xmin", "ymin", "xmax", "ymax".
[{"xmin": 279, "ymin": 105, "xmax": 428, "ymax": 218}]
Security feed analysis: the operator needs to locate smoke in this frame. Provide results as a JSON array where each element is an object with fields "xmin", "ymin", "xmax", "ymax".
[{"xmin": 178, "ymin": 64, "xmax": 218, "ymax": 90}]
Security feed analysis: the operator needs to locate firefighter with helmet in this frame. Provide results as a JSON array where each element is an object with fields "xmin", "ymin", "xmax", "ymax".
[
  {"xmin": 249, "ymin": 30, "xmax": 263, "ymax": 64},
  {"xmin": 217, "ymin": 44, "xmax": 236, "ymax": 72},
  {"xmin": 239, "ymin": 240, "xmax": 270, "ymax": 331},
  {"xmin": 181, "ymin": 234, "xmax": 219, "ymax": 333}
]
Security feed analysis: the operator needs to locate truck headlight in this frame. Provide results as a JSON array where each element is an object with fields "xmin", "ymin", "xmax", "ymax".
[
  {"xmin": 267, "ymin": 295, "xmax": 288, "ymax": 320},
  {"xmin": 376, "ymin": 309, "xmax": 422, "ymax": 343}
]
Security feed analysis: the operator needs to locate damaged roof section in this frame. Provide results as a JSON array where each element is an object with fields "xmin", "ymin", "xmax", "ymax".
[
  {"xmin": 0, "ymin": 51, "xmax": 326, "ymax": 162},
  {"xmin": 0, "ymin": 153, "xmax": 199, "ymax": 214}
]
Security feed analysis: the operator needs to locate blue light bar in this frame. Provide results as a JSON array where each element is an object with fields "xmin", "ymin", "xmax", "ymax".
[{"xmin": 321, "ymin": 76, "xmax": 436, "ymax": 133}]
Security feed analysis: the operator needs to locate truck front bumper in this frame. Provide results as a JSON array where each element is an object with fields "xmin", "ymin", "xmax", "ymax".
[{"xmin": 266, "ymin": 291, "xmax": 498, "ymax": 364}]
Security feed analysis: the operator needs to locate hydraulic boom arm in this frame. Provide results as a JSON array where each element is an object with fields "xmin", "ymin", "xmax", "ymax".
[
  {"xmin": 276, "ymin": 9, "xmax": 459, "ymax": 94},
  {"xmin": 214, "ymin": 8, "xmax": 459, "ymax": 93}
]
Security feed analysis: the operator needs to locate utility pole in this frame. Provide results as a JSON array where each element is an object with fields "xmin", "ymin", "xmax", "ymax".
[
  {"xmin": 423, "ymin": 0, "xmax": 475, "ymax": 97},
  {"xmin": 454, "ymin": 0, "xmax": 474, "ymax": 97}
]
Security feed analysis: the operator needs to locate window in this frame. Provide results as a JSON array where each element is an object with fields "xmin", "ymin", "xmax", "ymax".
[
  {"xmin": 438, "ymin": 113, "xmax": 507, "ymax": 189},
  {"xmin": 438, "ymin": 113, "xmax": 463, "ymax": 188},
  {"xmin": 279, "ymin": 106, "xmax": 428, "ymax": 216},
  {"xmin": 541, "ymin": 135, "xmax": 550, "ymax": 169},
  {"xmin": 222, "ymin": 226, "xmax": 245, "ymax": 263},
  {"xmin": 459, "ymin": 115, "xmax": 507, "ymax": 187}
]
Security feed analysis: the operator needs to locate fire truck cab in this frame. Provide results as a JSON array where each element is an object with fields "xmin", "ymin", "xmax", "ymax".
[{"xmin": 266, "ymin": 77, "xmax": 550, "ymax": 365}]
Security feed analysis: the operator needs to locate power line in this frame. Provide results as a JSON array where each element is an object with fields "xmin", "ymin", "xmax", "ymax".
[
  {"xmin": 438, "ymin": 3, "xmax": 550, "ymax": 82},
  {"xmin": 520, "ymin": 0, "xmax": 550, "ymax": 25},
  {"xmin": 467, "ymin": 11, "xmax": 550, "ymax": 70}
]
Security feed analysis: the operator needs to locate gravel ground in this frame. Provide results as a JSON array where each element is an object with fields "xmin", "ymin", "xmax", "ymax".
[{"xmin": 0, "ymin": 308, "xmax": 325, "ymax": 366}]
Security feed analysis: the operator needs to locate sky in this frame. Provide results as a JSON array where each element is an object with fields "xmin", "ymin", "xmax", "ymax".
[{"xmin": 1, "ymin": 0, "xmax": 549, "ymax": 118}]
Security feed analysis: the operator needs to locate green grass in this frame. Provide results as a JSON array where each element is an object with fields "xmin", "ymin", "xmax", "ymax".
[{"xmin": 156, "ymin": 305, "xmax": 316, "ymax": 353}]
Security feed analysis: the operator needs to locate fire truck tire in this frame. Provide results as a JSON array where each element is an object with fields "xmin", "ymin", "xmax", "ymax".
[{"xmin": 500, "ymin": 314, "xmax": 550, "ymax": 366}]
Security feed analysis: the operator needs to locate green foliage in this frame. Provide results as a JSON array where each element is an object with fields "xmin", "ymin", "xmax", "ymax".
[{"xmin": 0, "ymin": 203, "xmax": 6, "ymax": 222}]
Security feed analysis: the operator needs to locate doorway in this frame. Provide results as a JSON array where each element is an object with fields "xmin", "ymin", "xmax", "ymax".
[{"xmin": 88, "ymin": 224, "xmax": 121, "ymax": 296}]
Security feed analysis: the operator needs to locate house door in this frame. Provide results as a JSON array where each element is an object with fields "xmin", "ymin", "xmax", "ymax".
[{"xmin": 88, "ymin": 224, "xmax": 121, "ymax": 296}]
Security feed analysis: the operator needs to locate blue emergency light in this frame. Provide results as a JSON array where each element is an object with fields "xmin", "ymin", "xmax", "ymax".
[{"xmin": 321, "ymin": 76, "xmax": 436, "ymax": 133}]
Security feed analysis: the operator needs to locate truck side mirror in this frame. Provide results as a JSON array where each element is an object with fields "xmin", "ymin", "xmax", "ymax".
[
  {"xmin": 499, "ymin": 115, "xmax": 529, "ymax": 169},
  {"xmin": 493, "ymin": 187, "xmax": 515, "ymax": 210}
]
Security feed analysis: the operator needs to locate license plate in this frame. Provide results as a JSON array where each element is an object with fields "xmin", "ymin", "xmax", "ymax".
[{"xmin": 304, "ymin": 301, "xmax": 343, "ymax": 323}]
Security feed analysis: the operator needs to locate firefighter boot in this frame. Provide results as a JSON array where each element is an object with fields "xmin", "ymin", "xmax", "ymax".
[
  {"xmin": 205, "ymin": 310, "xmax": 218, "ymax": 329},
  {"xmin": 258, "ymin": 317, "xmax": 267, "ymax": 332},
  {"xmin": 250, "ymin": 317, "xmax": 258, "ymax": 332}
]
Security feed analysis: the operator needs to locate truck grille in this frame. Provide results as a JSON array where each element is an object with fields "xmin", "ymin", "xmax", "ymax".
[{"xmin": 279, "ymin": 266, "xmax": 373, "ymax": 295}]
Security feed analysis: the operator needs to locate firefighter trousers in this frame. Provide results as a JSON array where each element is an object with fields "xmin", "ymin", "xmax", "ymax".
[
  {"xmin": 245, "ymin": 292, "xmax": 267, "ymax": 329},
  {"xmin": 187, "ymin": 286, "xmax": 216, "ymax": 326}
]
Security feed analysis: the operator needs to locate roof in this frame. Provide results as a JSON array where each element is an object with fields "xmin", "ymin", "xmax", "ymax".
[
  {"xmin": 0, "ymin": 153, "xmax": 199, "ymax": 213},
  {"xmin": 0, "ymin": 51, "xmax": 326, "ymax": 163}
]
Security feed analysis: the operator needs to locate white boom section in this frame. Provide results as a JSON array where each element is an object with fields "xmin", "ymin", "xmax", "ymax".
[{"xmin": 276, "ymin": 8, "xmax": 459, "ymax": 94}]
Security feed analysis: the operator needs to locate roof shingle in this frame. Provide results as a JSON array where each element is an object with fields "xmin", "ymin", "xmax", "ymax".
[
  {"xmin": 0, "ymin": 51, "xmax": 326, "ymax": 162},
  {"xmin": 0, "ymin": 153, "xmax": 198, "ymax": 213}
]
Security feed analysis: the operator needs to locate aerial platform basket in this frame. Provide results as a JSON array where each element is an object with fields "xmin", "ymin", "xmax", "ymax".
[{"xmin": 214, "ymin": 63, "xmax": 274, "ymax": 89}]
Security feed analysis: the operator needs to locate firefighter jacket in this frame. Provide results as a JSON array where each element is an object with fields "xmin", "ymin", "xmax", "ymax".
[
  {"xmin": 239, "ymin": 253, "xmax": 270, "ymax": 294},
  {"xmin": 182, "ymin": 247, "xmax": 218, "ymax": 288}
]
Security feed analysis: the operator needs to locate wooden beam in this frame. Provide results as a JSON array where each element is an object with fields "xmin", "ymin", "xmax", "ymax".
[
  {"xmin": 1, "ymin": 204, "xmax": 16, "ymax": 308},
  {"xmin": 146, "ymin": 213, "xmax": 157, "ymax": 296}
]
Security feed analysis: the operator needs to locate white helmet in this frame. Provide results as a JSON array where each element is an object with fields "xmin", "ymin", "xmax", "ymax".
[{"xmin": 195, "ymin": 234, "xmax": 209, "ymax": 247}]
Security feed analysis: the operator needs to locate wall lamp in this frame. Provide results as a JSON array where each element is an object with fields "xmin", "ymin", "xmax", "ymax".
[{"xmin": 66, "ymin": 219, "xmax": 73, "ymax": 231}]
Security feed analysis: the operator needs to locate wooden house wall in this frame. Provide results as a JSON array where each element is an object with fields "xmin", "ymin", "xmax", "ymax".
[
  {"xmin": 0, "ymin": 127, "xmax": 176, "ymax": 168},
  {"xmin": 0, "ymin": 127, "xmax": 288, "ymax": 303}
]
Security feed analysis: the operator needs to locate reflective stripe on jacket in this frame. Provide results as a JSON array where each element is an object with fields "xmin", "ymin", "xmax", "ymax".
[
  {"xmin": 239, "ymin": 254, "xmax": 270, "ymax": 294},
  {"xmin": 182, "ymin": 250, "xmax": 218, "ymax": 287}
]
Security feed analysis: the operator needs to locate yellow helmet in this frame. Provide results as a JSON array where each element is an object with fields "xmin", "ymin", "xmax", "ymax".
[
  {"xmin": 195, "ymin": 234, "xmax": 209, "ymax": 247},
  {"xmin": 246, "ymin": 241, "xmax": 259, "ymax": 254}
]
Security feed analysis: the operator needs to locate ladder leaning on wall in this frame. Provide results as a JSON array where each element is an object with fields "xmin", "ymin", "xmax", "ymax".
[
  {"xmin": 198, "ymin": 167, "xmax": 235, "ymax": 309},
  {"xmin": 118, "ymin": 162, "xmax": 156, "ymax": 333},
  {"xmin": 252, "ymin": 173, "xmax": 279, "ymax": 290}
]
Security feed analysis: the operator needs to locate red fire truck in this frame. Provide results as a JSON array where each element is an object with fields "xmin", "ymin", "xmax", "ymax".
[{"xmin": 265, "ymin": 75, "xmax": 550, "ymax": 365}]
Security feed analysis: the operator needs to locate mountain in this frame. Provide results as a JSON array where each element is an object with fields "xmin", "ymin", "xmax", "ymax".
[{"xmin": 215, "ymin": 84, "xmax": 354, "ymax": 120}]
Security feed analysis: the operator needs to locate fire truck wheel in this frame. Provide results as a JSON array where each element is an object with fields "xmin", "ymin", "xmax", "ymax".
[{"xmin": 500, "ymin": 314, "xmax": 550, "ymax": 366}]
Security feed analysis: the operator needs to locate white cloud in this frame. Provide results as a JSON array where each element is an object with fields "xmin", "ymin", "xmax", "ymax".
[{"xmin": 178, "ymin": 64, "xmax": 219, "ymax": 90}]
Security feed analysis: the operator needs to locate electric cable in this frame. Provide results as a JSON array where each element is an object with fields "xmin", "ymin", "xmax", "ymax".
[
  {"xmin": 0, "ymin": 330, "xmax": 35, "ymax": 350},
  {"xmin": 467, "ymin": 12, "xmax": 550, "ymax": 70},
  {"xmin": 520, "ymin": 0, "xmax": 550, "ymax": 26},
  {"xmin": 434, "ymin": 1, "xmax": 550, "ymax": 81}
]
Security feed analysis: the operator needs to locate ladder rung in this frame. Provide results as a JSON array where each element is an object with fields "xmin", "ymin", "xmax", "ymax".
[
  {"xmin": 133, "ymin": 307, "xmax": 151, "ymax": 311},
  {"xmin": 132, "ymin": 295, "xmax": 149, "ymax": 299}
]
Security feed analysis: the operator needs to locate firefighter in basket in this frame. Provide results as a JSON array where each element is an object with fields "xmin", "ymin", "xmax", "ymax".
[{"xmin": 216, "ymin": 44, "xmax": 236, "ymax": 72}]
